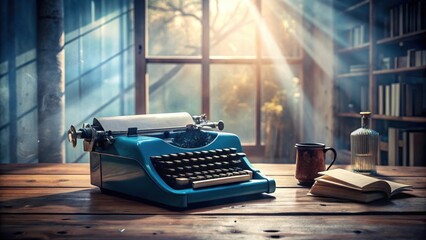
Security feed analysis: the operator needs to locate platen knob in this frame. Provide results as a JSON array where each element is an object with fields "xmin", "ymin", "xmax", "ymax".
[
  {"xmin": 68, "ymin": 125, "xmax": 78, "ymax": 148},
  {"xmin": 217, "ymin": 120, "xmax": 224, "ymax": 131}
]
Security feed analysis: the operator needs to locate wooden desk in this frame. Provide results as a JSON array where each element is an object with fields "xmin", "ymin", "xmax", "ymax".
[{"xmin": 0, "ymin": 164, "xmax": 425, "ymax": 239}]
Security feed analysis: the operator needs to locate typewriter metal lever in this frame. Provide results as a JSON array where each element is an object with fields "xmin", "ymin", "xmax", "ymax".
[
  {"xmin": 68, "ymin": 123, "xmax": 106, "ymax": 151},
  {"xmin": 68, "ymin": 124, "xmax": 94, "ymax": 148},
  {"xmin": 191, "ymin": 114, "xmax": 224, "ymax": 130}
]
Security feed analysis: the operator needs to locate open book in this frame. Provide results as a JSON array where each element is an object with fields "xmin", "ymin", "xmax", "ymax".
[{"xmin": 308, "ymin": 169, "xmax": 412, "ymax": 203}]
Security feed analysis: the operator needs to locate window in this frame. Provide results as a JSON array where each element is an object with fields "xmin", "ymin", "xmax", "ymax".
[
  {"xmin": 136, "ymin": 0, "xmax": 303, "ymax": 157},
  {"xmin": 64, "ymin": 0, "xmax": 135, "ymax": 162}
]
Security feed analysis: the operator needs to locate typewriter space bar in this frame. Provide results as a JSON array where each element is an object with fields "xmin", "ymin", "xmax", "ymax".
[{"xmin": 192, "ymin": 170, "xmax": 253, "ymax": 189}]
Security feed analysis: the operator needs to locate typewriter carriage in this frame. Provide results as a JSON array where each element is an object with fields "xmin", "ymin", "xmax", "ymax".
[{"xmin": 68, "ymin": 112, "xmax": 224, "ymax": 152}]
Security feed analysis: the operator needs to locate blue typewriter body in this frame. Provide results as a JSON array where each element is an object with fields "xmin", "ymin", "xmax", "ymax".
[{"xmin": 69, "ymin": 112, "xmax": 276, "ymax": 208}]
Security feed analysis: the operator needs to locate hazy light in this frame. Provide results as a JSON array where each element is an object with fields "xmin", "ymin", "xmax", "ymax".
[
  {"xmin": 245, "ymin": 1, "xmax": 298, "ymax": 85},
  {"xmin": 244, "ymin": 0, "xmax": 344, "ymax": 143}
]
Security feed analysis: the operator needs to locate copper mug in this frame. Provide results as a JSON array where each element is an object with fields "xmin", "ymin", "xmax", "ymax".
[{"xmin": 295, "ymin": 143, "xmax": 337, "ymax": 185}]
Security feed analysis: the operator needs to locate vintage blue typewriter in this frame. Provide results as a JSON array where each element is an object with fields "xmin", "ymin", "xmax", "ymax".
[{"xmin": 68, "ymin": 112, "xmax": 275, "ymax": 208}]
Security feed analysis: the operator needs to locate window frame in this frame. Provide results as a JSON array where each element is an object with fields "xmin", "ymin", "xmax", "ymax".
[{"xmin": 134, "ymin": 0, "xmax": 303, "ymax": 155}]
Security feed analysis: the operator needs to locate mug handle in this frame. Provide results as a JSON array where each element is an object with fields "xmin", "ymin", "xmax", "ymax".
[{"xmin": 324, "ymin": 147, "xmax": 337, "ymax": 170}]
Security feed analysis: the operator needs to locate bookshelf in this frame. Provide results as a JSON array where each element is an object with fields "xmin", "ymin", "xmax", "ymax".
[
  {"xmin": 333, "ymin": 0, "xmax": 426, "ymax": 166},
  {"xmin": 373, "ymin": 65, "xmax": 426, "ymax": 75}
]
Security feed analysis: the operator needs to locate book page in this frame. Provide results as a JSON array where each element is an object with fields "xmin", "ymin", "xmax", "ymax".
[
  {"xmin": 318, "ymin": 169, "xmax": 381, "ymax": 188},
  {"xmin": 315, "ymin": 176, "xmax": 363, "ymax": 190},
  {"xmin": 318, "ymin": 169, "xmax": 412, "ymax": 197},
  {"xmin": 384, "ymin": 180, "xmax": 412, "ymax": 196}
]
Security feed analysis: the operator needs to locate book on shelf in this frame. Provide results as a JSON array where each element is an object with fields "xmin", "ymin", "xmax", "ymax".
[
  {"xmin": 407, "ymin": 48, "xmax": 416, "ymax": 67},
  {"xmin": 395, "ymin": 56, "xmax": 408, "ymax": 69},
  {"xmin": 407, "ymin": 49, "xmax": 425, "ymax": 68},
  {"xmin": 392, "ymin": 83, "xmax": 400, "ymax": 116},
  {"xmin": 399, "ymin": 3, "xmax": 403, "ymax": 35},
  {"xmin": 378, "ymin": 49, "xmax": 425, "ymax": 70},
  {"xmin": 415, "ymin": 50, "xmax": 422, "ymax": 67},
  {"xmin": 385, "ymin": 85, "xmax": 391, "ymax": 116},
  {"xmin": 387, "ymin": 128, "xmax": 426, "ymax": 166},
  {"xmin": 308, "ymin": 169, "xmax": 412, "ymax": 203},
  {"xmin": 377, "ymin": 81, "xmax": 425, "ymax": 117},
  {"xmin": 400, "ymin": 82, "xmax": 406, "ymax": 116},
  {"xmin": 402, "ymin": 130, "xmax": 409, "ymax": 166},
  {"xmin": 349, "ymin": 64, "xmax": 368, "ymax": 73},
  {"xmin": 378, "ymin": 85, "xmax": 384, "ymax": 115},
  {"xmin": 389, "ymin": 5, "xmax": 394, "ymax": 37},
  {"xmin": 405, "ymin": 83, "xmax": 414, "ymax": 116},
  {"xmin": 346, "ymin": 24, "xmax": 368, "ymax": 48},
  {"xmin": 386, "ymin": 1, "xmax": 425, "ymax": 38},
  {"xmin": 388, "ymin": 127, "xmax": 401, "ymax": 166}
]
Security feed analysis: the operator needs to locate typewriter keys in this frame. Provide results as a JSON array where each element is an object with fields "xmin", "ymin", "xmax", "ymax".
[{"xmin": 151, "ymin": 148, "xmax": 252, "ymax": 189}]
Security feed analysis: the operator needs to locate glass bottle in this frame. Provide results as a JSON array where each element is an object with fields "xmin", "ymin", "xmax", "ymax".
[{"xmin": 350, "ymin": 112, "xmax": 379, "ymax": 175}]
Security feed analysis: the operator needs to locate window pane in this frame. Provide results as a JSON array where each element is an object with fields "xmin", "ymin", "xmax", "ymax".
[
  {"xmin": 210, "ymin": 64, "xmax": 256, "ymax": 144},
  {"xmin": 210, "ymin": 0, "xmax": 255, "ymax": 57},
  {"xmin": 79, "ymin": 57, "xmax": 122, "ymax": 118},
  {"xmin": 261, "ymin": 64, "xmax": 301, "ymax": 159},
  {"xmin": 148, "ymin": 64, "xmax": 201, "ymax": 115},
  {"xmin": 147, "ymin": 0, "xmax": 202, "ymax": 56},
  {"xmin": 261, "ymin": 0, "xmax": 303, "ymax": 58},
  {"xmin": 64, "ymin": 0, "xmax": 135, "ymax": 163},
  {"xmin": 101, "ymin": 17, "xmax": 120, "ymax": 62}
]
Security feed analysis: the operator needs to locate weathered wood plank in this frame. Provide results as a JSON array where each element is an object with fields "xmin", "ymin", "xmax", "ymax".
[
  {"xmin": 273, "ymin": 176, "xmax": 426, "ymax": 189},
  {"xmin": 0, "ymin": 175, "xmax": 93, "ymax": 188},
  {"xmin": 1, "ymin": 187, "xmax": 424, "ymax": 215},
  {"xmin": 0, "ymin": 214, "xmax": 425, "ymax": 240},
  {"xmin": 1, "ymin": 174, "xmax": 424, "ymax": 189},
  {"xmin": 1, "ymin": 163, "xmax": 425, "ymax": 177},
  {"xmin": 254, "ymin": 164, "xmax": 426, "ymax": 177},
  {"xmin": 0, "ymin": 163, "xmax": 89, "ymax": 175}
]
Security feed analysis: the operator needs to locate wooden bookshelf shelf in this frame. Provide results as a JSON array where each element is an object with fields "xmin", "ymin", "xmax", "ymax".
[
  {"xmin": 344, "ymin": 0, "xmax": 369, "ymax": 13},
  {"xmin": 373, "ymin": 66, "xmax": 426, "ymax": 75},
  {"xmin": 376, "ymin": 30, "xmax": 426, "ymax": 45},
  {"xmin": 337, "ymin": 43, "xmax": 370, "ymax": 53},
  {"xmin": 336, "ymin": 72, "xmax": 369, "ymax": 78},
  {"xmin": 372, "ymin": 114, "xmax": 426, "ymax": 123},
  {"xmin": 337, "ymin": 112, "xmax": 360, "ymax": 118}
]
